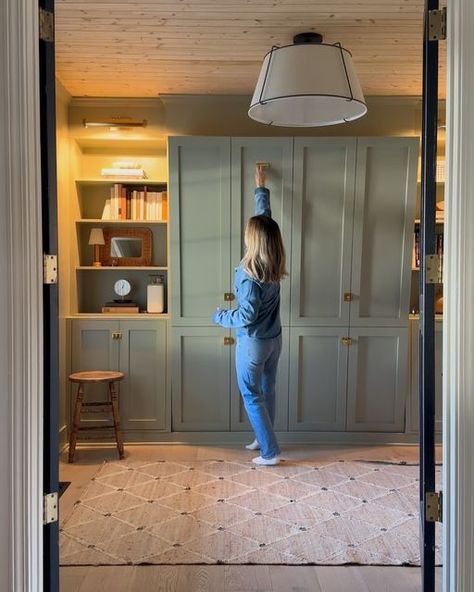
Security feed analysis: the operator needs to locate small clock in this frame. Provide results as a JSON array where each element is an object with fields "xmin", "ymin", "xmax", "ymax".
[{"xmin": 114, "ymin": 279, "xmax": 131, "ymax": 301}]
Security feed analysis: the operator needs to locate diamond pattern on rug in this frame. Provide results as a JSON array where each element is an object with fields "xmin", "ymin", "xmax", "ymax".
[{"xmin": 60, "ymin": 459, "xmax": 442, "ymax": 567}]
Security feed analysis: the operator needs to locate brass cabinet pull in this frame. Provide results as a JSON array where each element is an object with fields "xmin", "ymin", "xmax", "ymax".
[
  {"xmin": 344, "ymin": 292, "xmax": 353, "ymax": 302},
  {"xmin": 112, "ymin": 332, "xmax": 122, "ymax": 340},
  {"xmin": 341, "ymin": 337, "xmax": 352, "ymax": 346},
  {"xmin": 224, "ymin": 293, "xmax": 235, "ymax": 301},
  {"xmin": 224, "ymin": 337, "xmax": 235, "ymax": 345}
]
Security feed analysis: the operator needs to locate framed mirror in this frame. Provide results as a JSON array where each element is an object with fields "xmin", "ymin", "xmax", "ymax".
[{"xmin": 100, "ymin": 227, "xmax": 152, "ymax": 266}]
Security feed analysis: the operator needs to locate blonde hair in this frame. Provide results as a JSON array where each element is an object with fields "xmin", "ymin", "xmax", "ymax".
[{"xmin": 242, "ymin": 215, "xmax": 287, "ymax": 283}]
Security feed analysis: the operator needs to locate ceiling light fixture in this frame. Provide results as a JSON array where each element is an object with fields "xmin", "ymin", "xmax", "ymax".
[
  {"xmin": 82, "ymin": 117, "xmax": 147, "ymax": 129},
  {"xmin": 248, "ymin": 32, "xmax": 367, "ymax": 127}
]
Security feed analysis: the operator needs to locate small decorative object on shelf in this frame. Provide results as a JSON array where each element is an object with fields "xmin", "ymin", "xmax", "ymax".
[
  {"xmin": 100, "ymin": 227, "xmax": 152, "ymax": 267},
  {"xmin": 88, "ymin": 227, "xmax": 105, "ymax": 267},
  {"xmin": 101, "ymin": 160, "xmax": 146, "ymax": 179},
  {"xmin": 147, "ymin": 275, "xmax": 165, "ymax": 313},
  {"xmin": 102, "ymin": 279, "xmax": 139, "ymax": 313}
]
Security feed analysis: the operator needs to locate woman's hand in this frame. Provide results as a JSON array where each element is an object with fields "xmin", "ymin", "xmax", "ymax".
[{"xmin": 255, "ymin": 165, "xmax": 266, "ymax": 188}]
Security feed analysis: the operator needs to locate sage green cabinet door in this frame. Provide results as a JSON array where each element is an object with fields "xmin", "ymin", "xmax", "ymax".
[
  {"xmin": 407, "ymin": 318, "xmax": 443, "ymax": 433},
  {"xmin": 119, "ymin": 320, "xmax": 169, "ymax": 431},
  {"xmin": 291, "ymin": 138, "xmax": 356, "ymax": 326},
  {"xmin": 346, "ymin": 327, "xmax": 409, "ymax": 432},
  {"xmin": 288, "ymin": 327, "xmax": 348, "ymax": 431},
  {"xmin": 230, "ymin": 138, "xmax": 293, "ymax": 325},
  {"xmin": 169, "ymin": 137, "xmax": 231, "ymax": 325},
  {"xmin": 351, "ymin": 138, "xmax": 418, "ymax": 327},
  {"xmin": 71, "ymin": 320, "xmax": 120, "ymax": 426},
  {"xmin": 172, "ymin": 327, "xmax": 230, "ymax": 431},
  {"xmin": 230, "ymin": 328, "xmax": 289, "ymax": 432}
]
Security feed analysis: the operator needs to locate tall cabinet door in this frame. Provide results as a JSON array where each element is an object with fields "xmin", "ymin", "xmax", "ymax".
[
  {"xmin": 230, "ymin": 328, "xmax": 290, "ymax": 431},
  {"xmin": 230, "ymin": 138, "xmax": 293, "ymax": 325},
  {"xmin": 119, "ymin": 320, "xmax": 169, "ymax": 432},
  {"xmin": 351, "ymin": 138, "xmax": 418, "ymax": 327},
  {"xmin": 172, "ymin": 327, "xmax": 230, "ymax": 431},
  {"xmin": 291, "ymin": 138, "xmax": 356, "ymax": 326},
  {"xmin": 288, "ymin": 327, "xmax": 349, "ymax": 431},
  {"xmin": 346, "ymin": 327, "xmax": 409, "ymax": 432},
  {"xmin": 169, "ymin": 137, "xmax": 231, "ymax": 325},
  {"xmin": 71, "ymin": 320, "xmax": 120, "ymax": 426}
]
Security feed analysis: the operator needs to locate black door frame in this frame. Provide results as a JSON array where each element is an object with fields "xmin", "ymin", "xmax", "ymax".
[
  {"xmin": 39, "ymin": 0, "xmax": 60, "ymax": 591},
  {"xmin": 419, "ymin": 0, "xmax": 442, "ymax": 590}
]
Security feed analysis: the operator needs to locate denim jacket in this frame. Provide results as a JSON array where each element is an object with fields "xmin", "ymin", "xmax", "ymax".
[{"xmin": 212, "ymin": 187, "xmax": 281, "ymax": 339}]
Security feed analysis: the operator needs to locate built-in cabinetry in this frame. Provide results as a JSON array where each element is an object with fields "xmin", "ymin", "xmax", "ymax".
[
  {"xmin": 170, "ymin": 136, "xmax": 418, "ymax": 434},
  {"xmin": 407, "ymin": 317, "xmax": 443, "ymax": 433},
  {"xmin": 70, "ymin": 319, "xmax": 169, "ymax": 432},
  {"xmin": 75, "ymin": 179, "xmax": 168, "ymax": 314}
]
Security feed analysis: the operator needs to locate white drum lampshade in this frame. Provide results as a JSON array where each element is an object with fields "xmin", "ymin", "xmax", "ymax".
[{"xmin": 248, "ymin": 33, "xmax": 367, "ymax": 127}]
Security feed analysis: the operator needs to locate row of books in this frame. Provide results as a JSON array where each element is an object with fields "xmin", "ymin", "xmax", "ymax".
[
  {"xmin": 101, "ymin": 184, "xmax": 167, "ymax": 221},
  {"xmin": 413, "ymin": 230, "xmax": 444, "ymax": 277}
]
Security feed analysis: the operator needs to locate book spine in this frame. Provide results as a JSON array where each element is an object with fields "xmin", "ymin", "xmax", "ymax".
[
  {"xmin": 121, "ymin": 186, "xmax": 127, "ymax": 220},
  {"xmin": 162, "ymin": 191, "xmax": 168, "ymax": 221}
]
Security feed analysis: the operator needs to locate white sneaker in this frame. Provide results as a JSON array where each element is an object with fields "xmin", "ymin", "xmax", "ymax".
[
  {"xmin": 245, "ymin": 439, "xmax": 260, "ymax": 451},
  {"xmin": 252, "ymin": 455, "xmax": 280, "ymax": 466}
]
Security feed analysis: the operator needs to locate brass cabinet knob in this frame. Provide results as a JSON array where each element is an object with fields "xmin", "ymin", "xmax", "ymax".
[
  {"xmin": 341, "ymin": 337, "xmax": 352, "ymax": 346},
  {"xmin": 344, "ymin": 292, "xmax": 353, "ymax": 302},
  {"xmin": 224, "ymin": 293, "xmax": 235, "ymax": 301},
  {"xmin": 224, "ymin": 336, "xmax": 235, "ymax": 345}
]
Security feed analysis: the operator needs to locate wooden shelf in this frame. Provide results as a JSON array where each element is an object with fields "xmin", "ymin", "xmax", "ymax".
[
  {"xmin": 67, "ymin": 313, "xmax": 170, "ymax": 320},
  {"xmin": 76, "ymin": 219, "xmax": 167, "ymax": 224},
  {"xmin": 76, "ymin": 179, "xmax": 167, "ymax": 186},
  {"xmin": 76, "ymin": 266, "xmax": 168, "ymax": 271}
]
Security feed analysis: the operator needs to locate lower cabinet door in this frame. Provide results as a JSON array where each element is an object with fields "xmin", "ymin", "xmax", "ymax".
[
  {"xmin": 119, "ymin": 320, "xmax": 169, "ymax": 432},
  {"xmin": 346, "ymin": 327, "xmax": 409, "ymax": 432},
  {"xmin": 172, "ymin": 327, "xmax": 231, "ymax": 431},
  {"xmin": 230, "ymin": 328, "xmax": 290, "ymax": 432},
  {"xmin": 407, "ymin": 318, "xmax": 443, "ymax": 433},
  {"xmin": 71, "ymin": 320, "xmax": 120, "ymax": 427},
  {"xmin": 288, "ymin": 327, "xmax": 348, "ymax": 431}
]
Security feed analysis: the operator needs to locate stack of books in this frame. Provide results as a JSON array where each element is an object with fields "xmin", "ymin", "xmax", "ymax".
[
  {"xmin": 102, "ymin": 301, "xmax": 140, "ymax": 314},
  {"xmin": 101, "ymin": 161, "xmax": 146, "ymax": 179},
  {"xmin": 101, "ymin": 184, "xmax": 167, "ymax": 221}
]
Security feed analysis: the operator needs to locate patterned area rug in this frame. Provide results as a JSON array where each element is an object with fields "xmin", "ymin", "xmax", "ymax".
[{"xmin": 60, "ymin": 459, "xmax": 442, "ymax": 566}]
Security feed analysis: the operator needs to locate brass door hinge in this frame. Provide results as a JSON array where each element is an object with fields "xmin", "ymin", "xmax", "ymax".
[
  {"xmin": 425, "ymin": 491, "xmax": 443, "ymax": 522},
  {"xmin": 43, "ymin": 254, "xmax": 58, "ymax": 284},
  {"xmin": 224, "ymin": 293, "xmax": 235, "ymax": 302},
  {"xmin": 428, "ymin": 8, "xmax": 447, "ymax": 41},
  {"xmin": 341, "ymin": 337, "xmax": 352, "ymax": 346},
  {"xmin": 425, "ymin": 254, "xmax": 442, "ymax": 284},
  {"xmin": 224, "ymin": 336, "xmax": 235, "ymax": 345},
  {"xmin": 39, "ymin": 8, "xmax": 54, "ymax": 42},
  {"xmin": 43, "ymin": 492, "xmax": 58, "ymax": 525}
]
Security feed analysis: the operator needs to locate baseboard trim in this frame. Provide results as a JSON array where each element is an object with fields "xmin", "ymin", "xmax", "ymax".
[{"xmin": 70, "ymin": 430, "xmax": 438, "ymax": 447}]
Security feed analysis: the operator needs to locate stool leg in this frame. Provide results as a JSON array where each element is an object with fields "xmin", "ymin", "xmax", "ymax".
[
  {"xmin": 109, "ymin": 381, "xmax": 125, "ymax": 460},
  {"xmin": 68, "ymin": 382, "xmax": 84, "ymax": 463}
]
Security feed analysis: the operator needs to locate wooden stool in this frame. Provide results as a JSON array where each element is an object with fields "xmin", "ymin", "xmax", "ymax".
[{"xmin": 68, "ymin": 370, "xmax": 125, "ymax": 463}]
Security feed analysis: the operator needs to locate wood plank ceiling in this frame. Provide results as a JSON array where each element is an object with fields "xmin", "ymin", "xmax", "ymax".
[{"xmin": 55, "ymin": 0, "xmax": 446, "ymax": 98}]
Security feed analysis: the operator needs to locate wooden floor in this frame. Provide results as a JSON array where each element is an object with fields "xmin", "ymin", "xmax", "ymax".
[{"xmin": 60, "ymin": 443, "xmax": 443, "ymax": 592}]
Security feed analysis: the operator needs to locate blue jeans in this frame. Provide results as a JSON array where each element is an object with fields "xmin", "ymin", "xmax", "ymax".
[{"xmin": 235, "ymin": 334, "xmax": 282, "ymax": 459}]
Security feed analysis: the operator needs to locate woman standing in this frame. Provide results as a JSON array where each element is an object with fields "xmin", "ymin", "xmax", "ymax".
[{"xmin": 212, "ymin": 165, "xmax": 287, "ymax": 465}]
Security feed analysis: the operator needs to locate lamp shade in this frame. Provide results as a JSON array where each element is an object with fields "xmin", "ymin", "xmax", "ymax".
[
  {"xmin": 88, "ymin": 227, "xmax": 105, "ymax": 246},
  {"xmin": 248, "ymin": 34, "xmax": 367, "ymax": 127}
]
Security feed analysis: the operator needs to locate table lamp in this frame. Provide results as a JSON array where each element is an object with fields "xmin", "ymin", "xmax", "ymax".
[{"xmin": 88, "ymin": 228, "xmax": 105, "ymax": 267}]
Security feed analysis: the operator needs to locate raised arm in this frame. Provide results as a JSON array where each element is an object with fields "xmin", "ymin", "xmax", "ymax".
[{"xmin": 255, "ymin": 164, "xmax": 272, "ymax": 217}]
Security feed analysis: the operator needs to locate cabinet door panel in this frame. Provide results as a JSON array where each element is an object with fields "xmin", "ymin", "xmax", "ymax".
[
  {"xmin": 172, "ymin": 327, "xmax": 230, "ymax": 431},
  {"xmin": 231, "ymin": 138, "xmax": 293, "ymax": 325},
  {"xmin": 407, "ymin": 318, "xmax": 442, "ymax": 433},
  {"xmin": 351, "ymin": 138, "xmax": 418, "ymax": 326},
  {"xmin": 71, "ymin": 320, "xmax": 119, "ymax": 424},
  {"xmin": 291, "ymin": 138, "xmax": 356, "ymax": 326},
  {"xmin": 346, "ymin": 327, "xmax": 408, "ymax": 432},
  {"xmin": 289, "ymin": 327, "xmax": 348, "ymax": 431},
  {"xmin": 169, "ymin": 137, "xmax": 231, "ymax": 325},
  {"xmin": 230, "ymin": 328, "xmax": 289, "ymax": 432},
  {"xmin": 119, "ymin": 321, "xmax": 168, "ymax": 431}
]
